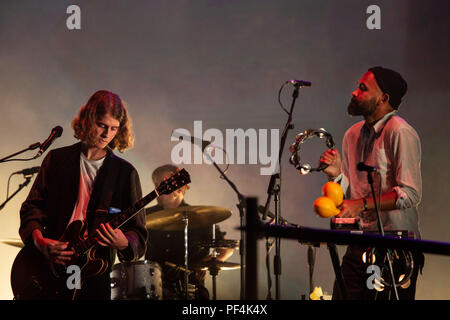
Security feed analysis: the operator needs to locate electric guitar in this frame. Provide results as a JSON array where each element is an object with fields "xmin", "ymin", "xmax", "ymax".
[{"xmin": 10, "ymin": 169, "xmax": 191, "ymax": 300}]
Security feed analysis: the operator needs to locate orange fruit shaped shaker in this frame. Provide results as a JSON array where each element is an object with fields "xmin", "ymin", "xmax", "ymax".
[{"xmin": 322, "ymin": 181, "xmax": 344, "ymax": 207}]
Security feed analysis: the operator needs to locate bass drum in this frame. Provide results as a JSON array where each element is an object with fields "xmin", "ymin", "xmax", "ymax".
[{"xmin": 110, "ymin": 260, "xmax": 163, "ymax": 300}]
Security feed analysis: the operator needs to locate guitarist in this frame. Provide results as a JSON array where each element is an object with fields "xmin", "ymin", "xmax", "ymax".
[{"xmin": 15, "ymin": 90, "xmax": 147, "ymax": 299}]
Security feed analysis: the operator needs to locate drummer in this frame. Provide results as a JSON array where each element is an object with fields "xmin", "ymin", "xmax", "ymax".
[{"xmin": 145, "ymin": 164, "xmax": 233, "ymax": 300}]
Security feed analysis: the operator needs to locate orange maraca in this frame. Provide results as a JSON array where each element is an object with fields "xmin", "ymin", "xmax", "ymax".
[{"xmin": 313, "ymin": 182, "xmax": 344, "ymax": 218}]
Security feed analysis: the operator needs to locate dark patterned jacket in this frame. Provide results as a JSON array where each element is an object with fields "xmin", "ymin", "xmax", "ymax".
[{"xmin": 19, "ymin": 142, "xmax": 147, "ymax": 298}]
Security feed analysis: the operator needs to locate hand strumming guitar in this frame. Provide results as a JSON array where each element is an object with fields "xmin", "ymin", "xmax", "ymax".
[{"xmin": 32, "ymin": 229, "xmax": 74, "ymax": 266}]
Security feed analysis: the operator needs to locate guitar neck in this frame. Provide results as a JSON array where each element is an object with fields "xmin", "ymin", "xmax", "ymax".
[
  {"xmin": 110, "ymin": 190, "xmax": 157, "ymax": 230},
  {"xmin": 74, "ymin": 168, "xmax": 190, "ymax": 255},
  {"xmin": 77, "ymin": 190, "xmax": 157, "ymax": 253}
]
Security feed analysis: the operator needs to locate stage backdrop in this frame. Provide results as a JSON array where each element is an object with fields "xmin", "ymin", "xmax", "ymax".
[{"xmin": 0, "ymin": 0, "xmax": 448, "ymax": 300}]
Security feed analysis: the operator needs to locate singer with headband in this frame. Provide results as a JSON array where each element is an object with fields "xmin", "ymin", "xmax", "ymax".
[
  {"xmin": 319, "ymin": 66, "xmax": 424, "ymax": 300},
  {"xmin": 12, "ymin": 90, "xmax": 147, "ymax": 299}
]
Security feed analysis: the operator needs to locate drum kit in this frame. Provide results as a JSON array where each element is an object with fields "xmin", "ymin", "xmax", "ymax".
[{"xmin": 111, "ymin": 205, "xmax": 240, "ymax": 300}]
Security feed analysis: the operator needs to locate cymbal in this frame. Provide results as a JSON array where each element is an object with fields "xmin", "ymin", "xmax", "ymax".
[
  {"xmin": 146, "ymin": 206, "xmax": 232, "ymax": 231},
  {"xmin": 192, "ymin": 260, "xmax": 240, "ymax": 271},
  {"xmin": 0, "ymin": 239, "xmax": 23, "ymax": 248}
]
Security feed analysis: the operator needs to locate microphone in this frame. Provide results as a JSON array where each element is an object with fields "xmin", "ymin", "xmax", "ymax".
[
  {"xmin": 34, "ymin": 126, "xmax": 63, "ymax": 159},
  {"xmin": 357, "ymin": 162, "xmax": 379, "ymax": 173},
  {"xmin": 288, "ymin": 80, "xmax": 312, "ymax": 87},
  {"xmin": 13, "ymin": 166, "xmax": 40, "ymax": 176}
]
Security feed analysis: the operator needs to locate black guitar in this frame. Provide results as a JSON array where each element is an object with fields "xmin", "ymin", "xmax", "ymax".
[{"xmin": 10, "ymin": 169, "xmax": 191, "ymax": 300}]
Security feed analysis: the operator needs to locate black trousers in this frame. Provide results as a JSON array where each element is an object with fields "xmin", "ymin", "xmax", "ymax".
[{"xmin": 332, "ymin": 245, "xmax": 424, "ymax": 300}]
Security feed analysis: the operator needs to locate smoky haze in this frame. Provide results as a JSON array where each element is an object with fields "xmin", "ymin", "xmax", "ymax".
[{"xmin": 0, "ymin": 0, "xmax": 449, "ymax": 300}]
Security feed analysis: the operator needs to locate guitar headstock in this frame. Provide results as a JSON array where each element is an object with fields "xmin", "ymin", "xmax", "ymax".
[{"xmin": 156, "ymin": 168, "xmax": 191, "ymax": 196}]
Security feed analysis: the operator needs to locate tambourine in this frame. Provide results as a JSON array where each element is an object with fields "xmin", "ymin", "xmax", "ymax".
[{"xmin": 289, "ymin": 128, "xmax": 335, "ymax": 175}]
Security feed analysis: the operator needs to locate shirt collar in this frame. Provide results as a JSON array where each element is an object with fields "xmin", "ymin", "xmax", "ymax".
[{"xmin": 363, "ymin": 110, "xmax": 397, "ymax": 135}]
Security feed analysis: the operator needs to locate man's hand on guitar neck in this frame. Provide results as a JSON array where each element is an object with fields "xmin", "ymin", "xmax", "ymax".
[
  {"xmin": 32, "ymin": 229, "xmax": 74, "ymax": 266},
  {"xmin": 96, "ymin": 223, "xmax": 129, "ymax": 251}
]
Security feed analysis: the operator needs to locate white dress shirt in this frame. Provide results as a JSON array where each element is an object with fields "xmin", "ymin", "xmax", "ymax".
[{"xmin": 335, "ymin": 111, "xmax": 422, "ymax": 238}]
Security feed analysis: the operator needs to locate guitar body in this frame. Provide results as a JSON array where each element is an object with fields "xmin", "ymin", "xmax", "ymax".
[{"xmin": 11, "ymin": 220, "xmax": 108, "ymax": 300}]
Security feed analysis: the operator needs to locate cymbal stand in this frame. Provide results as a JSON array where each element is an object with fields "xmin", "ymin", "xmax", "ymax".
[
  {"xmin": 182, "ymin": 210, "xmax": 189, "ymax": 300},
  {"xmin": 209, "ymin": 256, "xmax": 219, "ymax": 300},
  {"xmin": 210, "ymin": 224, "xmax": 218, "ymax": 300}
]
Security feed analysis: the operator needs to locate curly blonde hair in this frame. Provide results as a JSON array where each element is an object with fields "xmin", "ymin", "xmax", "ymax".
[{"xmin": 71, "ymin": 90, "xmax": 134, "ymax": 152}]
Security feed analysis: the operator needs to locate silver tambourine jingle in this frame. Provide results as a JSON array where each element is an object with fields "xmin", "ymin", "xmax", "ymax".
[{"xmin": 289, "ymin": 128, "xmax": 335, "ymax": 175}]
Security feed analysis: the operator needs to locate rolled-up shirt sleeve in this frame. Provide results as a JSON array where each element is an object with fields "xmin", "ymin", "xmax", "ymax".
[
  {"xmin": 333, "ymin": 173, "xmax": 350, "ymax": 199},
  {"xmin": 391, "ymin": 126, "xmax": 422, "ymax": 209}
]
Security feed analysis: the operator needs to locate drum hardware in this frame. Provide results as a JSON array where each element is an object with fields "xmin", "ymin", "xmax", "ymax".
[
  {"xmin": 193, "ymin": 225, "xmax": 240, "ymax": 300},
  {"xmin": 192, "ymin": 257, "xmax": 241, "ymax": 300},
  {"xmin": 196, "ymin": 239, "xmax": 239, "ymax": 250},
  {"xmin": 192, "ymin": 259, "xmax": 240, "ymax": 300},
  {"xmin": 210, "ymin": 225, "xmax": 219, "ymax": 301},
  {"xmin": 182, "ymin": 211, "xmax": 189, "ymax": 299},
  {"xmin": 162, "ymin": 262, "xmax": 205, "ymax": 300},
  {"xmin": 164, "ymin": 261, "xmax": 192, "ymax": 274},
  {"xmin": 146, "ymin": 205, "xmax": 234, "ymax": 300}
]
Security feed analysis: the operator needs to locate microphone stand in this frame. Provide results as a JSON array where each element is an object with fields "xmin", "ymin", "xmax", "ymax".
[
  {"xmin": 174, "ymin": 132, "xmax": 248, "ymax": 298},
  {"xmin": 0, "ymin": 175, "xmax": 33, "ymax": 211},
  {"xmin": 307, "ymin": 245, "xmax": 315, "ymax": 296},
  {"xmin": 366, "ymin": 171, "xmax": 399, "ymax": 300},
  {"xmin": 262, "ymin": 83, "xmax": 301, "ymax": 299},
  {"xmin": 207, "ymin": 157, "xmax": 246, "ymax": 299},
  {"xmin": 0, "ymin": 143, "xmax": 40, "ymax": 163}
]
